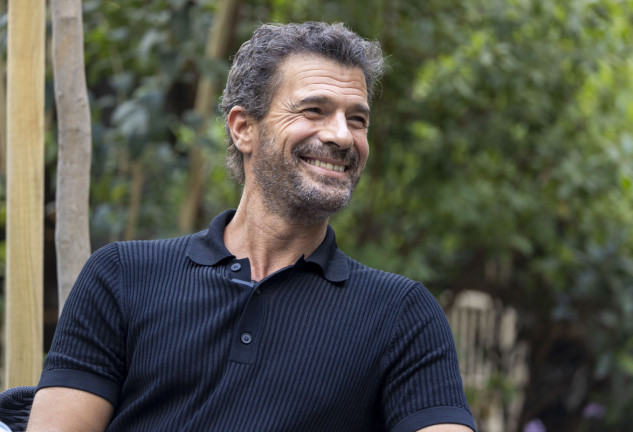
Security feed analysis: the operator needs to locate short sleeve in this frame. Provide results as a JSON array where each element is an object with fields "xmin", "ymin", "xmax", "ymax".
[
  {"xmin": 37, "ymin": 243, "xmax": 127, "ymax": 406},
  {"xmin": 381, "ymin": 283, "xmax": 477, "ymax": 432}
]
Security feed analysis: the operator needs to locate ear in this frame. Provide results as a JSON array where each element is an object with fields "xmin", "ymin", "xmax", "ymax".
[{"xmin": 227, "ymin": 106, "xmax": 256, "ymax": 156}]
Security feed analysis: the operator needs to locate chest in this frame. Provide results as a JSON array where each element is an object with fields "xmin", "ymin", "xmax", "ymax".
[{"xmin": 122, "ymin": 267, "xmax": 395, "ymax": 398}]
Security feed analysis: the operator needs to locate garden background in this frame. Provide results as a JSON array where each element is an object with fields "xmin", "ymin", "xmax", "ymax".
[{"xmin": 1, "ymin": 1, "xmax": 633, "ymax": 431}]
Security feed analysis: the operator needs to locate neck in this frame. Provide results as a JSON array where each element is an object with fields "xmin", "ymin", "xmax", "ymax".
[{"xmin": 224, "ymin": 190, "xmax": 328, "ymax": 281}]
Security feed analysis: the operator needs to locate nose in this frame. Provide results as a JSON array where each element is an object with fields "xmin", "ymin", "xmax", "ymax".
[{"xmin": 318, "ymin": 111, "xmax": 354, "ymax": 149}]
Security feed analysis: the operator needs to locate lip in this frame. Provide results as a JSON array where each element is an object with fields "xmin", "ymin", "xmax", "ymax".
[{"xmin": 300, "ymin": 156, "xmax": 349, "ymax": 176}]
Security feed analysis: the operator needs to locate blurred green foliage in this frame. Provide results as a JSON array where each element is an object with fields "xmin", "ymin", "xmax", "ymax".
[
  {"xmin": 81, "ymin": 0, "xmax": 238, "ymax": 243},
  {"xmin": 1, "ymin": 0, "xmax": 632, "ymax": 430}
]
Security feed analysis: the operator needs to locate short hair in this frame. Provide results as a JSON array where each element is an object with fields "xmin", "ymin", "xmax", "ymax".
[{"xmin": 219, "ymin": 21, "xmax": 384, "ymax": 183}]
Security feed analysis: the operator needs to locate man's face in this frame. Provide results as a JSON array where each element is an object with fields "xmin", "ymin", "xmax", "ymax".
[{"xmin": 248, "ymin": 54, "xmax": 370, "ymax": 224}]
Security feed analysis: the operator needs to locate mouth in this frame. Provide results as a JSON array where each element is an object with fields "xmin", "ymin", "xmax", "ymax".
[{"xmin": 302, "ymin": 157, "xmax": 347, "ymax": 173}]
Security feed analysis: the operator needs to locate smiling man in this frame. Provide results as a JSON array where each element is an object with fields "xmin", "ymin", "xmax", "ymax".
[{"xmin": 27, "ymin": 22, "xmax": 477, "ymax": 432}]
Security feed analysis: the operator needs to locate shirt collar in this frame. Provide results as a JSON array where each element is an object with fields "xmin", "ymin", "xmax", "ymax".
[
  {"xmin": 186, "ymin": 209, "xmax": 350, "ymax": 283},
  {"xmin": 303, "ymin": 224, "xmax": 349, "ymax": 283}
]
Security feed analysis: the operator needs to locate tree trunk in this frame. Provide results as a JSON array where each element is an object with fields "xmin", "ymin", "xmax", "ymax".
[
  {"xmin": 178, "ymin": 0, "xmax": 241, "ymax": 233},
  {"xmin": 51, "ymin": 0, "xmax": 92, "ymax": 314},
  {"xmin": 4, "ymin": 0, "xmax": 46, "ymax": 388}
]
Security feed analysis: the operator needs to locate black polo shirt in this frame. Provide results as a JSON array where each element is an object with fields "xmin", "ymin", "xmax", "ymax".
[{"xmin": 38, "ymin": 210, "xmax": 476, "ymax": 432}]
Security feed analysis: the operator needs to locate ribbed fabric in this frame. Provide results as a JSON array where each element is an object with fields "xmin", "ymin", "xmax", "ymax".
[
  {"xmin": 0, "ymin": 386, "xmax": 35, "ymax": 432},
  {"xmin": 38, "ymin": 210, "xmax": 476, "ymax": 432}
]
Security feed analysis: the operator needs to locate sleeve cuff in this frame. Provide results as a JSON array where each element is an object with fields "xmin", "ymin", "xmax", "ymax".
[
  {"xmin": 37, "ymin": 369, "xmax": 120, "ymax": 407},
  {"xmin": 392, "ymin": 406, "xmax": 477, "ymax": 432}
]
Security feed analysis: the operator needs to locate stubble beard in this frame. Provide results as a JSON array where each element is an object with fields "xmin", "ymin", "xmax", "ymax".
[{"xmin": 252, "ymin": 130, "xmax": 363, "ymax": 226}]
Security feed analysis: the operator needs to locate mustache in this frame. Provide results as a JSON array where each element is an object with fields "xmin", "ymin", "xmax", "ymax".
[{"xmin": 292, "ymin": 142, "xmax": 359, "ymax": 170}]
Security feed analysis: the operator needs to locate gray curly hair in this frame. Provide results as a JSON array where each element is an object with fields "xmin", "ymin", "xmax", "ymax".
[{"xmin": 219, "ymin": 21, "xmax": 384, "ymax": 183}]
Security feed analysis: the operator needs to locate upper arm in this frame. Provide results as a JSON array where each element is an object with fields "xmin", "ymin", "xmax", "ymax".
[
  {"xmin": 417, "ymin": 425, "xmax": 474, "ymax": 432},
  {"xmin": 26, "ymin": 387, "xmax": 114, "ymax": 432},
  {"xmin": 382, "ymin": 284, "xmax": 476, "ymax": 431},
  {"xmin": 40, "ymin": 244, "xmax": 126, "ymax": 405}
]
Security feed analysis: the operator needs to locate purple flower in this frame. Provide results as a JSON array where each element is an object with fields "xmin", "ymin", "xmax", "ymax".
[
  {"xmin": 524, "ymin": 419, "xmax": 546, "ymax": 432},
  {"xmin": 582, "ymin": 402, "xmax": 606, "ymax": 419}
]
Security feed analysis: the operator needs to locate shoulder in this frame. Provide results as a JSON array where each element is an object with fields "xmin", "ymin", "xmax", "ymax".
[
  {"xmin": 93, "ymin": 233, "xmax": 196, "ymax": 267},
  {"xmin": 341, "ymin": 257, "xmax": 446, "ymax": 331},
  {"xmin": 345, "ymin": 257, "xmax": 431, "ymax": 302},
  {"xmin": 75, "ymin": 235, "xmax": 198, "ymax": 289}
]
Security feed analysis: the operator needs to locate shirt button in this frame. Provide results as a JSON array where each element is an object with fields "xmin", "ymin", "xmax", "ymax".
[
  {"xmin": 230, "ymin": 263, "xmax": 241, "ymax": 272},
  {"xmin": 240, "ymin": 332, "xmax": 252, "ymax": 344}
]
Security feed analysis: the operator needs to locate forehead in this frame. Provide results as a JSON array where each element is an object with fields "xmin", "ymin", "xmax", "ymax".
[{"xmin": 274, "ymin": 54, "xmax": 368, "ymax": 105}]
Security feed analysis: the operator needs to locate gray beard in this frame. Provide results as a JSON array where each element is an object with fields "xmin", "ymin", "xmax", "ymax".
[{"xmin": 252, "ymin": 135, "xmax": 362, "ymax": 226}]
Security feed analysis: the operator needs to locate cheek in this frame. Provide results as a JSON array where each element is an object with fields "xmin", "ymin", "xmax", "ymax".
[
  {"xmin": 355, "ymin": 136, "xmax": 370, "ymax": 165},
  {"xmin": 283, "ymin": 124, "xmax": 319, "ymax": 154}
]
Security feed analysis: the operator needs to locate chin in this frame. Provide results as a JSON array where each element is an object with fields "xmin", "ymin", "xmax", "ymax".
[
  {"xmin": 296, "ymin": 190, "xmax": 353, "ymax": 223},
  {"xmin": 267, "ymin": 186, "xmax": 353, "ymax": 225}
]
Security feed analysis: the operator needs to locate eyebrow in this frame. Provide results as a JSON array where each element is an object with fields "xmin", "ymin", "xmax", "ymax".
[{"xmin": 294, "ymin": 95, "xmax": 371, "ymax": 117}]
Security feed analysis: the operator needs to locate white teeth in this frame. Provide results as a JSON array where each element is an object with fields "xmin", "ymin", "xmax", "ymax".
[{"xmin": 305, "ymin": 158, "xmax": 345, "ymax": 172}]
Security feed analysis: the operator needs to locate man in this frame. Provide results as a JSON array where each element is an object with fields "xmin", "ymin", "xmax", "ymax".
[{"xmin": 27, "ymin": 22, "xmax": 476, "ymax": 432}]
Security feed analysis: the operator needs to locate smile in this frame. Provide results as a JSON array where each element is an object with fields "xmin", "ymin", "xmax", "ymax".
[{"xmin": 303, "ymin": 158, "xmax": 346, "ymax": 173}]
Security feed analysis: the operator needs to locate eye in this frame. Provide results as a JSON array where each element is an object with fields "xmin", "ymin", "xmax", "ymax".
[
  {"xmin": 348, "ymin": 116, "xmax": 368, "ymax": 129},
  {"xmin": 303, "ymin": 107, "xmax": 322, "ymax": 117}
]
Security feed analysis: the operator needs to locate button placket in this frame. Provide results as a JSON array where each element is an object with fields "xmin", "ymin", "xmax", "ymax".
[
  {"xmin": 229, "ymin": 258, "xmax": 251, "ymax": 284},
  {"xmin": 229, "ymin": 284, "xmax": 264, "ymax": 365}
]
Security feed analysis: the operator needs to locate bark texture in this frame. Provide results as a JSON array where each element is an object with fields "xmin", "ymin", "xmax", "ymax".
[{"xmin": 51, "ymin": 0, "xmax": 92, "ymax": 315}]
